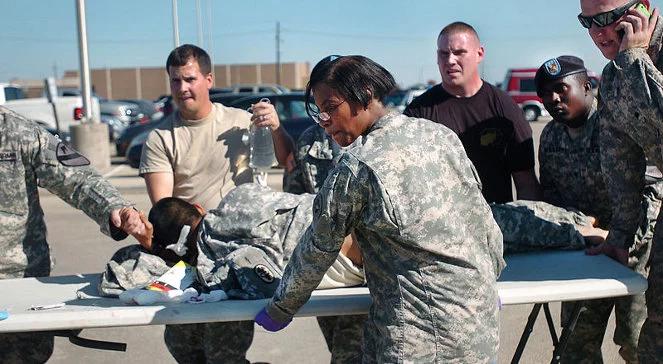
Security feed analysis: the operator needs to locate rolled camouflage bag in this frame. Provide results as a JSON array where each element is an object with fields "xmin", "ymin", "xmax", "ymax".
[{"xmin": 226, "ymin": 246, "xmax": 283, "ymax": 300}]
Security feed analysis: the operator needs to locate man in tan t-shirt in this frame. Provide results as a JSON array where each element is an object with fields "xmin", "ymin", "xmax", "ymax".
[
  {"xmin": 140, "ymin": 44, "xmax": 294, "ymax": 211},
  {"xmin": 139, "ymin": 44, "xmax": 295, "ymax": 363}
]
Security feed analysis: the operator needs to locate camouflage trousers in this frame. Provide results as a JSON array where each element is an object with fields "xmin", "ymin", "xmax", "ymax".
[
  {"xmin": 0, "ymin": 332, "xmax": 54, "ymax": 364},
  {"xmin": 317, "ymin": 315, "xmax": 365, "ymax": 364},
  {"xmin": 562, "ymin": 188, "xmax": 660, "ymax": 364},
  {"xmin": 639, "ymin": 209, "xmax": 663, "ymax": 363},
  {"xmin": 561, "ymin": 294, "xmax": 647, "ymax": 364},
  {"xmin": 164, "ymin": 321, "xmax": 253, "ymax": 364}
]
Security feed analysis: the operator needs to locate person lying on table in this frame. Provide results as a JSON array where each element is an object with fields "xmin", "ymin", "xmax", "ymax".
[{"xmin": 104, "ymin": 181, "xmax": 608, "ymax": 363}]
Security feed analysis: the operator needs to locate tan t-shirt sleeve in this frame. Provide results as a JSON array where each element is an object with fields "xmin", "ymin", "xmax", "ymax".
[
  {"xmin": 139, "ymin": 129, "xmax": 173, "ymax": 176},
  {"xmin": 222, "ymin": 107, "xmax": 253, "ymax": 188}
]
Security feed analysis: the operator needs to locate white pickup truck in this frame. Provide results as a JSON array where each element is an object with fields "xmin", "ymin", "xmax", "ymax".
[{"xmin": 0, "ymin": 83, "xmax": 100, "ymax": 132}]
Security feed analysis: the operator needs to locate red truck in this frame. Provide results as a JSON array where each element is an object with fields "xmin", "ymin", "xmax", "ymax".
[{"xmin": 500, "ymin": 68, "xmax": 599, "ymax": 122}]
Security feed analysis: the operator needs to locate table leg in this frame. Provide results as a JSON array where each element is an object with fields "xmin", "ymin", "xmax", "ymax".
[
  {"xmin": 511, "ymin": 303, "xmax": 543, "ymax": 364},
  {"xmin": 543, "ymin": 303, "xmax": 559, "ymax": 347},
  {"xmin": 550, "ymin": 301, "xmax": 584, "ymax": 364}
]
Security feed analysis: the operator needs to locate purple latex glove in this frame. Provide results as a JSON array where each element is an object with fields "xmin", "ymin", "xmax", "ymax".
[{"xmin": 254, "ymin": 307, "xmax": 291, "ymax": 332}]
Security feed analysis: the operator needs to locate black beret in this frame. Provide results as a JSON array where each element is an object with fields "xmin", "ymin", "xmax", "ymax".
[{"xmin": 535, "ymin": 55, "xmax": 587, "ymax": 91}]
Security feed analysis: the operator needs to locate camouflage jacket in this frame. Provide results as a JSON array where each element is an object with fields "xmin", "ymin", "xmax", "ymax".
[
  {"xmin": 283, "ymin": 125, "xmax": 341, "ymax": 195},
  {"xmin": 266, "ymin": 112, "xmax": 505, "ymax": 363},
  {"xmin": 539, "ymin": 102, "xmax": 614, "ymax": 225},
  {"xmin": 0, "ymin": 106, "xmax": 131, "ymax": 279},
  {"xmin": 599, "ymin": 17, "xmax": 663, "ymax": 249},
  {"xmin": 100, "ymin": 183, "xmax": 313, "ymax": 299}
]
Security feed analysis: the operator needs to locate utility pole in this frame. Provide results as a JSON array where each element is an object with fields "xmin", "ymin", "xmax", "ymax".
[
  {"xmin": 207, "ymin": 0, "xmax": 214, "ymax": 79},
  {"xmin": 52, "ymin": 62, "xmax": 58, "ymax": 80},
  {"xmin": 72, "ymin": 0, "xmax": 110, "ymax": 170},
  {"xmin": 276, "ymin": 22, "xmax": 281, "ymax": 85},
  {"xmin": 76, "ymin": 0, "xmax": 92, "ymax": 122},
  {"xmin": 196, "ymin": 0, "xmax": 203, "ymax": 47},
  {"xmin": 172, "ymin": 0, "xmax": 180, "ymax": 48}
]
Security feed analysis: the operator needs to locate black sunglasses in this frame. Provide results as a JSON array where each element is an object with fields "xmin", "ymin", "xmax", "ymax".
[{"xmin": 578, "ymin": 0, "xmax": 639, "ymax": 29}]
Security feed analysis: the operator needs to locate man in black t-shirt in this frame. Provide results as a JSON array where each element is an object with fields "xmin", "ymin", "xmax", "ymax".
[{"xmin": 405, "ymin": 22, "xmax": 540, "ymax": 203}]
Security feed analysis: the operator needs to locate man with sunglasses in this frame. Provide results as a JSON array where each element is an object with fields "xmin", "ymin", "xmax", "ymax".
[
  {"xmin": 405, "ymin": 21, "xmax": 541, "ymax": 204},
  {"xmin": 579, "ymin": 0, "xmax": 663, "ymax": 361}
]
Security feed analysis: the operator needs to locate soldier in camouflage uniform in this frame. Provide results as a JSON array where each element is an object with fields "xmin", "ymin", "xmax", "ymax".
[
  {"xmin": 283, "ymin": 124, "xmax": 341, "ymax": 195},
  {"xmin": 283, "ymin": 125, "xmax": 365, "ymax": 364},
  {"xmin": 536, "ymin": 54, "xmax": 662, "ymax": 363},
  {"xmin": 0, "ymin": 106, "xmax": 145, "ymax": 364},
  {"xmin": 579, "ymin": 1, "xmax": 663, "ymax": 361},
  {"xmin": 283, "ymin": 122, "xmax": 601, "ymax": 363},
  {"xmin": 254, "ymin": 55, "xmax": 505, "ymax": 363}
]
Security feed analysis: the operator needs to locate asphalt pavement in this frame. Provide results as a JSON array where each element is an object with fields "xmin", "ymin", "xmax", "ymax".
[{"xmin": 41, "ymin": 118, "xmax": 624, "ymax": 363}]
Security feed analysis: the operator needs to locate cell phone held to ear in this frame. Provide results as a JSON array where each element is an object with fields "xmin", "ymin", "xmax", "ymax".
[
  {"xmin": 618, "ymin": 1, "xmax": 652, "ymax": 39},
  {"xmin": 635, "ymin": 2, "xmax": 651, "ymax": 18}
]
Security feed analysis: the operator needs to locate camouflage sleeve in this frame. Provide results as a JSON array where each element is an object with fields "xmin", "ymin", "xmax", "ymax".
[
  {"xmin": 601, "ymin": 122, "xmax": 647, "ymax": 250},
  {"xmin": 492, "ymin": 201, "xmax": 587, "ymax": 254},
  {"xmin": 33, "ymin": 127, "xmax": 132, "ymax": 237},
  {"xmin": 611, "ymin": 47, "xmax": 663, "ymax": 124},
  {"xmin": 266, "ymin": 158, "xmax": 367, "ymax": 322},
  {"xmin": 282, "ymin": 163, "xmax": 307, "ymax": 194},
  {"xmin": 282, "ymin": 135, "xmax": 313, "ymax": 194},
  {"xmin": 538, "ymin": 126, "xmax": 562, "ymax": 205}
]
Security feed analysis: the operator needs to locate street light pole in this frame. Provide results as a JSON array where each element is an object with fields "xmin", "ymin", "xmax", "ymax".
[
  {"xmin": 76, "ymin": 0, "xmax": 93, "ymax": 123},
  {"xmin": 172, "ymin": 0, "xmax": 180, "ymax": 47},
  {"xmin": 276, "ymin": 22, "xmax": 281, "ymax": 85},
  {"xmin": 73, "ymin": 0, "xmax": 110, "ymax": 170}
]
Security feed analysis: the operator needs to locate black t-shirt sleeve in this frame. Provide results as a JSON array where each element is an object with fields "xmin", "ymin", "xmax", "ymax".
[
  {"xmin": 494, "ymin": 87, "xmax": 535, "ymax": 172},
  {"xmin": 403, "ymin": 97, "xmax": 424, "ymax": 119},
  {"xmin": 498, "ymin": 90, "xmax": 533, "ymax": 143},
  {"xmin": 403, "ymin": 103, "xmax": 419, "ymax": 118},
  {"xmin": 506, "ymin": 137, "xmax": 536, "ymax": 172}
]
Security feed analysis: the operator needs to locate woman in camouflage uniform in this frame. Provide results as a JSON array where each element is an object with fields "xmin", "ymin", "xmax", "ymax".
[{"xmin": 254, "ymin": 55, "xmax": 505, "ymax": 363}]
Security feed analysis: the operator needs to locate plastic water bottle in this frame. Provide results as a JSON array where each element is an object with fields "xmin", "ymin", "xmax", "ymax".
[{"xmin": 247, "ymin": 98, "xmax": 276, "ymax": 182}]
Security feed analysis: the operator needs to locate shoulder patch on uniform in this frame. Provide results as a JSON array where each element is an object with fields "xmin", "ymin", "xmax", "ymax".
[
  {"xmin": 0, "ymin": 151, "xmax": 17, "ymax": 162},
  {"xmin": 544, "ymin": 58, "xmax": 561, "ymax": 76},
  {"xmin": 55, "ymin": 142, "xmax": 90, "ymax": 167}
]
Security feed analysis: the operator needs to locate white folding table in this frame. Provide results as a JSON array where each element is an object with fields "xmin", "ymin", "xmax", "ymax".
[{"xmin": 0, "ymin": 251, "xmax": 647, "ymax": 362}]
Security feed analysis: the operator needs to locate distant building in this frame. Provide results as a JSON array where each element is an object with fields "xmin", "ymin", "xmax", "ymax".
[{"xmin": 13, "ymin": 62, "xmax": 310, "ymax": 100}]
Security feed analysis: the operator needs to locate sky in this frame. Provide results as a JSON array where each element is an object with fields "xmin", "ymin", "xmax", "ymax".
[{"xmin": 1, "ymin": 0, "xmax": 615, "ymax": 90}]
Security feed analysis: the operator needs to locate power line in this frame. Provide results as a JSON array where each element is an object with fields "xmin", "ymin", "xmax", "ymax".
[
  {"xmin": 281, "ymin": 27, "xmax": 431, "ymax": 42},
  {"xmin": 0, "ymin": 29, "xmax": 273, "ymax": 45}
]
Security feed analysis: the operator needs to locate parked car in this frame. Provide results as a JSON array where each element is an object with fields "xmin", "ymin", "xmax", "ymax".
[
  {"xmin": 101, "ymin": 114, "xmax": 127, "ymax": 141},
  {"xmin": 384, "ymin": 88, "xmax": 426, "ymax": 112},
  {"xmin": 228, "ymin": 92, "xmax": 315, "ymax": 142},
  {"xmin": 100, "ymin": 100, "xmax": 147, "ymax": 125},
  {"xmin": 1, "ymin": 83, "xmax": 101, "ymax": 132},
  {"xmin": 125, "ymin": 129, "xmax": 151, "ymax": 168},
  {"xmin": 501, "ymin": 68, "xmax": 600, "ymax": 122},
  {"xmin": 229, "ymin": 84, "xmax": 290, "ymax": 94},
  {"xmin": 118, "ymin": 99, "xmax": 162, "ymax": 120},
  {"xmin": 115, "ymin": 118, "xmax": 161, "ymax": 156},
  {"xmin": 210, "ymin": 92, "xmax": 255, "ymax": 106},
  {"xmin": 209, "ymin": 87, "xmax": 234, "ymax": 95}
]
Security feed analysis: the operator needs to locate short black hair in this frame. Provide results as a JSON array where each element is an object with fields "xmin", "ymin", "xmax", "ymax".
[
  {"xmin": 166, "ymin": 44, "xmax": 212, "ymax": 75},
  {"xmin": 148, "ymin": 197, "xmax": 203, "ymax": 264},
  {"xmin": 438, "ymin": 22, "xmax": 480, "ymax": 43},
  {"xmin": 305, "ymin": 55, "xmax": 397, "ymax": 117}
]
